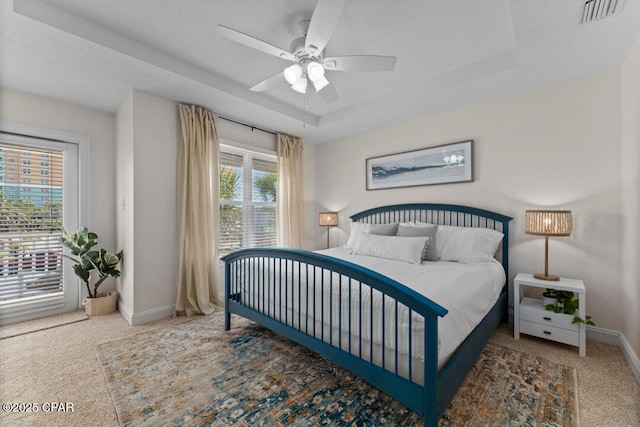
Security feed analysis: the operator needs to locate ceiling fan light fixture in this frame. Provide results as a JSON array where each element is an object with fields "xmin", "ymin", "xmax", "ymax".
[
  {"xmin": 291, "ymin": 75, "xmax": 307, "ymax": 94},
  {"xmin": 284, "ymin": 64, "xmax": 303, "ymax": 85},
  {"xmin": 313, "ymin": 76, "xmax": 330, "ymax": 92},
  {"xmin": 307, "ymin": 61, "xmax": 325, "ymax": 82}
]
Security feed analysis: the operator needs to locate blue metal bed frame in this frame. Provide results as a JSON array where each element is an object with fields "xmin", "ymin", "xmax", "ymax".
[{"xmin": 223, "ymin": 203, "xmax": 512, "ymax": 426}]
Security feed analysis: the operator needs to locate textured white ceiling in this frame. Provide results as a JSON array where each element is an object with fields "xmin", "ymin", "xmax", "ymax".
[{"xmin": 1, "ymin": 0, "xmax": 639, "ymax": 144}]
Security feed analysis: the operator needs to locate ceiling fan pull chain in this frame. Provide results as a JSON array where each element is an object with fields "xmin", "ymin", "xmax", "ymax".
[{"xmin": 303, "ymin": 93, "xmax": 307, "ymax": 129}]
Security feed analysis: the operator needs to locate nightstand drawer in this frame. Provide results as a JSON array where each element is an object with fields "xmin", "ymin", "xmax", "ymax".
[
  {"xmin": 520, "ymin": 320, "xmax": 579, "ymax": 346},
  {"xmin": 519, "ymin": 298, "xmax": 579, "ymax": 331}
]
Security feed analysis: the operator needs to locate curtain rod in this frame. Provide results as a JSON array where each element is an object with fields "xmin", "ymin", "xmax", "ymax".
[{"xmin": 218, "ymin": 116, "xmax": 277, "ymax": 136}]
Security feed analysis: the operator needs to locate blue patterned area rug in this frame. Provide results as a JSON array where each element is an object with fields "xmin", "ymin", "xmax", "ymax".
[{"xmin": 95, "ymin": 312, "xmax": 578, "ymax": 426}]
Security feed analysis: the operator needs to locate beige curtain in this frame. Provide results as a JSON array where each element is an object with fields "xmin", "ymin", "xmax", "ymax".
[
  {"xmin": 176, "ymin": 105, "xmax": 219, "ymax": 316},
  {"xmin": 276, "ymin": 133, "xmax": 304, "ymax": 248}
]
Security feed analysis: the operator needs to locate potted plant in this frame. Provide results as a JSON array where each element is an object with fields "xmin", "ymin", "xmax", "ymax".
[
  {"xmin": 544, "ymin": 289, "xmax": 595, "ymax": 326},
  {"xmin": 542, "ymin": 288, "xmax": 558, "ymax": 308},
  {"xmin": 61, "ymin": 227, "xmax": 123, "ymax": 316}
]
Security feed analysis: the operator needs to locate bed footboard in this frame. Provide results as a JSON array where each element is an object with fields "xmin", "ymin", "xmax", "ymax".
[{"xmin": 222, "ymin": 248, "xmax": 448, "ymax": 424}]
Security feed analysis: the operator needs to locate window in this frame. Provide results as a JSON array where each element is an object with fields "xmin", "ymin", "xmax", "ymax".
[
  {"xmin": 219, "ymin": 145, "xmax": 277, "ymax": 255},
  {"xmin": 1, "ymin": 142, "xmax": 64, "ymax": 303}
]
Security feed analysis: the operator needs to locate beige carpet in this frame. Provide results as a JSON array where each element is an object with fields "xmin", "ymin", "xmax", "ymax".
[
  {"xmin": 0, "ymin": 309, "xmax": 87, "ymax": 339},
  {"xmin": 0, "ymin": 308, "xmax": 638, "ymax": 426}
]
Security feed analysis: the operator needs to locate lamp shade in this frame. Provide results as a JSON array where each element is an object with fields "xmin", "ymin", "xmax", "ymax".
[
  {"xmin": 307, "ymin": 62, "xmax": 325, "ymax": 82},
  {"xmin": 291, "ymin": 75, "xmax": 307, "ymax": 94},
  {"xmin": 319, "ymin": 212, "xmax": 338, "ymax": 227},
  {"xmin": 525, "ymin": 210, "xmax": 572, "ymax": 236},
  {"xmin": 284, "ymin": 64, "xmax": 303, "ymax": 85},
  {"xmin": 312, "ymin": 76, "xmax": 330, "ymax": 92}
]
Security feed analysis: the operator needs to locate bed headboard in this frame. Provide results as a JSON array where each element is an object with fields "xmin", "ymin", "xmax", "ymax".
[{"xmin": 350, "ymin": 203, "xmax": 514, "ymax": 277}]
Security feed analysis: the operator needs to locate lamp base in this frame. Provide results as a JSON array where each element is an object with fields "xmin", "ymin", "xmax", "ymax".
[{"xmin": 534, "ymin": 273, "xmax": 560, "ymax": 281}]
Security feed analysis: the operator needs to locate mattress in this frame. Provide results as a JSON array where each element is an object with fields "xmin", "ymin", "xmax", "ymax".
[{"xmin": 232, "ymin": 247, "xmax": 505, "ymax": 379}]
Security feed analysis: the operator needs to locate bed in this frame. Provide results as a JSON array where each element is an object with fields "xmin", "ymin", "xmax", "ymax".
[{"xmin": 222, "ymin": 203, "xmax": 512, "ymax": 425}]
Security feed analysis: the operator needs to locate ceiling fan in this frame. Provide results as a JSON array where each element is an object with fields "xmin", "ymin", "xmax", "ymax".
[{"xmin": 216, "ymin": 0, "xmax": 397, "ymax": 103}]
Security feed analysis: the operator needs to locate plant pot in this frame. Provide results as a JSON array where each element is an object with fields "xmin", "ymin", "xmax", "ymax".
[
  {"xmin": 542, "ymin": 296, "xmax": 558, "ymax": 308},
  {"xmin": 83, "ymin": 291, "xmax": 118, "ymax": 317}
]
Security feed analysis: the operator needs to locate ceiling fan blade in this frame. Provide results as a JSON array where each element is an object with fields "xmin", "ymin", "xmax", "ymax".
[
  {"xmin": 323, "ymin": 55, "xmax": 397, "ymax": 72},
  {"xmin": 217, "ymin": 25, "xmax": 296, "ymax": 62},
  {"xmin": 316, "ymin": 83, "xmax": 339, "ymax": 103},
  {"xmin": 305, "ymin": 0, "xmax": 347, "ymax": 55},
  {"xmin": 249, "ymin": 71, "xmax": 285, "ymax": 92}
]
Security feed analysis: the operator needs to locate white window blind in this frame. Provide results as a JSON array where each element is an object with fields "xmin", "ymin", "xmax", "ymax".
[
  {"xmin": 219, "ymin": 145, "xmax": 277, "ymax": 255},
  {"xmin": 0, "ymin": 142, "xmax": 64, "ymax": 302}
]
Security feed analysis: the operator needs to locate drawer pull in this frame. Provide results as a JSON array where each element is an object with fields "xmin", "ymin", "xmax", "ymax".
[
  {"xmin": 543, "ymin": 331, "xmax": 552, "ymax": 335},
  {"xmin": 543, "ymin": 317, "xmax": 552, "ymax": 321}
]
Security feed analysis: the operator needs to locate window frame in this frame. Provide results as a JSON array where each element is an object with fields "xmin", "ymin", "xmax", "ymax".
[
  {"xmin": 218, "ymin": 142, "xmax": 277, "ymax": 256},
  {"xmin": 0, "ymin": 121, "xmax": 89, "ymax": 324}
]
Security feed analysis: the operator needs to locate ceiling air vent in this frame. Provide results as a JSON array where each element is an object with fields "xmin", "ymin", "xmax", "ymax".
[{"xmin": 581, "ymin": 0, "xmax": 624, "ymax": 23}]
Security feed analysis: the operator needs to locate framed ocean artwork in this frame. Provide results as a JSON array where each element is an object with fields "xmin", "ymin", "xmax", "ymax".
[{"xmin": 365, "ymin": 140, "xmax": 474, "ymax": 190}]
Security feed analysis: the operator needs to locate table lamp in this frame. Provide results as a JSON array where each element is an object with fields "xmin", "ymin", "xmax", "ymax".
[
  {"xmin": 319, "ymin": 212, "xmax": 338, "ymax": 248},
  {"xmin": 525, "ymin": 209, "xmax": 572, "ymax": 281}
]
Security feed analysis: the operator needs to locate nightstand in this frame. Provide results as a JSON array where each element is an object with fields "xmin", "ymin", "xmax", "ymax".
[{"xmin": 514, "ymin": 272, "xmax": 586, "ymax": 356}]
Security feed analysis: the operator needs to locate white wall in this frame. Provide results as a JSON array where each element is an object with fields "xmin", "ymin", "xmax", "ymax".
[
  {"xmin": 621, "ymin": 32, "xmax": 640, "ymax": 359},
  {"xmin": 0, "ymin": 87, "xmax": 117, "ymax": 290},
  {"xmin": 115, "ymin": 90, "xmax": 180, "ymax": 324},
  {"xmin": 115, "ymin": 92, "xmax": 135, "ymax": 316},
  {"xmin": 311, "ymin": 70, "xmax": 625, "ymax": 336}
]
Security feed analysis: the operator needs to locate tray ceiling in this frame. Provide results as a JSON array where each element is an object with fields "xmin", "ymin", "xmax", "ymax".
[{"xmin": 1, "ymin": 0, "xmax": 639, "ymax": 144}]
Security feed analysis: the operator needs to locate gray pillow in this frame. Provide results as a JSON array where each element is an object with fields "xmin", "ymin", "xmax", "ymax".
[
  {"xmin": 367, "ymin": 222, "xmax": 399, "ymax": 236},
  {"xmin": 397, "ymin": 224, "xmax": 438, "ymax": 261}
]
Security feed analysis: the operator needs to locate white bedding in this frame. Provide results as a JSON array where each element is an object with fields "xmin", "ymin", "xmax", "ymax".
[
  {"xmin": 233, "ymin": 247, "xmax": 505, "ymax": 379},
  {"xmin": 318, "ymin": 247, "xmax": 505, "ymax": 366}
]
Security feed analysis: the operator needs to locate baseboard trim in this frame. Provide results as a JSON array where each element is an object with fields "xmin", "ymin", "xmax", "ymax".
[
  {"xmin": 587, "ymin": 326, "xmax": 639, "ymax": 386},
  {"xmin": 130, "ymin": 304, "xmax": 176, "ymax": 326},
  {"xmin": 116, "ymin": 297, "xmax": 175, "ymax": 326},
  {"xmin": 619, "ymin": 332, "xmax": 640, "ymax": 386},
  {"xmin": 117, "ymin": 302, "xmax": 134, "ymax": 326},
  {"xmin": 585, "ymin": 325, "xmax": 619, "ymax": 346}
]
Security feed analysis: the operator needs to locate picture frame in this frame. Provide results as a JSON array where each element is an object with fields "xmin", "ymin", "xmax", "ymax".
[{"xmin": 366, "ymin": 140, "xmax": 473, "ymax": 190}]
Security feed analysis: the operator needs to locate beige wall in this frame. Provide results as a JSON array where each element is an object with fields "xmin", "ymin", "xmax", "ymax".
[
  {"xmin": 311, "ymin": 70, "xmax": 625, "ymax": 338},
  {"xmin": 132, "ymin": 91, "xmax": 180, "ymax": 317},
  {"xmin": 115, "ymin": 92, "xmax": 135, "ymax": 316},
  {"xmin": 116, "ymin": 90, "xmax": 180, "ymax": 324},
  {"xmin": 621, "ymin": 32, "xmax": 640, "ymax": 358}
]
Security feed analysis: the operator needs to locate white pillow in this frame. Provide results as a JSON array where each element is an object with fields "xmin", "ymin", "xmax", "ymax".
[
  {"xmin": 345, "ymin": 222, "xmax": 399, "ymax": 249},
  {"xmin": 352, "ymin": 233, "xmax": 430, "ymax": 264},
  {"xmin": 436, "ymin": 225, "xmax": 504, "ymax": 264}
]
